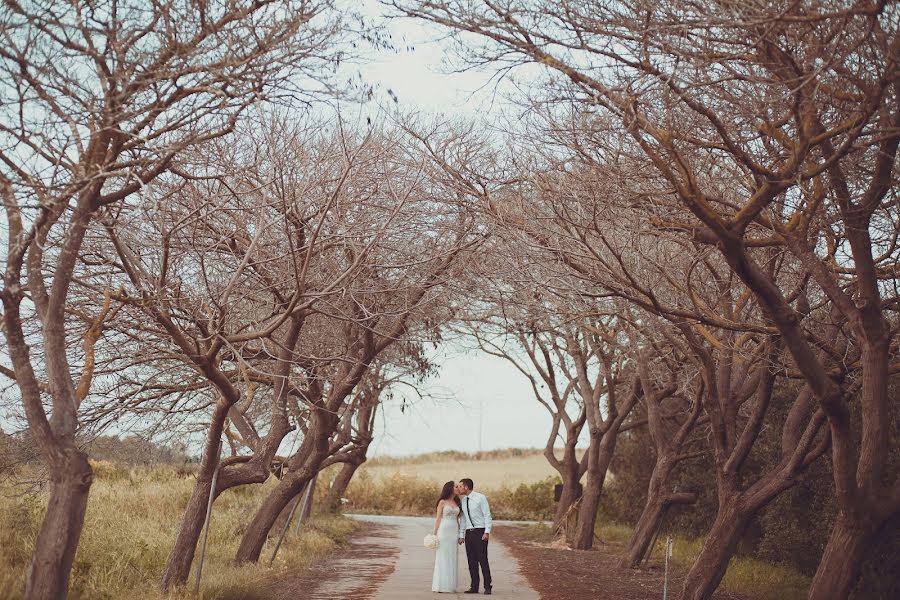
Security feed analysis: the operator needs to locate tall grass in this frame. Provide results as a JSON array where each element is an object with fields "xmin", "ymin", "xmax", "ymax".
[
  {"xmin": 339, "ymin": 469, "xmax": 558, "ymax": 521},
  {"xmin": 365, "ymin": 447, "xmax": 560, "ymax": 466},
  {"xmin": 0, "ymin": 462, "xmax": 356, "ymax": 600},
  {"xmin": 360, "ymin": 449, "xmax": 579, "ymax": 487},
  {"xmin": 607, "ymin": 522, "xmax": 811, "ymax": 600}
]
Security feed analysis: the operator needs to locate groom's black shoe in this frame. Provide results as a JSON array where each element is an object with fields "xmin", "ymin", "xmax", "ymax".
[
  {"xmin": 484, "ymin": 587, "xmax": 492, "ymax": 595},
  {"xmin": 464, "ymin": 589, "xmax": 479, "ymax": 594}
]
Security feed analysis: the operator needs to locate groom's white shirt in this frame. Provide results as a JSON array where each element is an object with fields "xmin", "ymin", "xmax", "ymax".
[{"xmin": 458, "ymin": 491, "xmax": 493, "ymax": 538}]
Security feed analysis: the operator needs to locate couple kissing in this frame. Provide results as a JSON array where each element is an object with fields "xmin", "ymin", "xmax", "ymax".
[{"xmin": 431, "ymin": 478, "xmax": 493, "ymax": 595}]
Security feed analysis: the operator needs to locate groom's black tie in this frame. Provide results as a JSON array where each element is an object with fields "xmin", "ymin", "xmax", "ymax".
[{"xmin": 466, "ymin": 497, "xmax": 474, "ymax": 527}]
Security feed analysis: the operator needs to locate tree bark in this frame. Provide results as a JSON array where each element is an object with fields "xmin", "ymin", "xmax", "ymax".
[
  {"xmin": 24, "ymin": 448, "xmax": 92, "ymax": 600},
  {"xmin": 572, "ymin": 432, "xmax": 616, "ymax": 550},
  {"xmin": 324, "ymin": 461, "xmax": 361, "ymax": 511},
  {"xmin": 678, "ymin": 498, "xmax": 751, "ymax": 600},
  {"xmin": 235, "ymin": 407, "xmax": 337, "ymax": 564},
  {"xmin": 807, "ymin": 513, "xmax": 877, "ymax": 600},
  {"xmin": 620, "ymin": 490, "xmax": 698, "ymax": 569},
  {"xmin": 621, "ymin": 497, "xmax": 666, "ymax": 569},
  {"xmin": 161, "ymin": 472, "xmax": 217, "ymax": 590},
  {"xmin": 234, "ymin": 465, "xmax": 317, "ymax": 564},
  {"xmin": 552, "ymin": 447, "xmax": 583, "ymax": 529}
]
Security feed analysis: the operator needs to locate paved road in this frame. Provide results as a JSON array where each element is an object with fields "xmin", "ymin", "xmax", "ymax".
[{"xmin": 347, "ymin": 515, "xmax": 540, "ymax": 600}]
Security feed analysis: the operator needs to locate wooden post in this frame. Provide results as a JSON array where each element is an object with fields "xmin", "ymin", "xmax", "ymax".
[{"xmin": 194, "ymin": 438, "xmax": 222, "ymax": 595}]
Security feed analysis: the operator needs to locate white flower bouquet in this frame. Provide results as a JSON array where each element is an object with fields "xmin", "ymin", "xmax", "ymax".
[{"xmin": 423, "ymin": 533, "xmax": 439, "ymax": 550}]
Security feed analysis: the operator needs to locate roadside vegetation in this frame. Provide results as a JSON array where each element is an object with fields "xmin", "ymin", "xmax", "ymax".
[{"xmin": 0, "ymin": 462, "xmax": 356, "ymax": 600}]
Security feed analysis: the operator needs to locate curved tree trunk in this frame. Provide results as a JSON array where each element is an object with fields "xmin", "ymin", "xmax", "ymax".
[
  {"xmin": 235, "ymin": 407, "xmax": 337, "ymax": 564},
  {"xmin": 620, "ymin": 491, "xmax": 698, "ymax": 569},
  {"xmin": 621, "ymin": 454, "xmax": 673, "ymax": 568},
  {"xmin": 807, "ymin": 513, "xmax": 876, "ymax": 600},
  {"xmin": 234, "ymin": 466, "xmax": 316, "ymax": 564},
  {"xmin": 25, "ymin": 448, "xmax": 92, "ymax": 600},
  {"xmin": 678, "ymin": 499, "xmax": 750, "ymax": 600},
  {"xmin": 324, "ymin": 461, "xmax": 361, "ymax": 511},
  {"xmin": 620, "ymin": 450, "xmax": 697, "ymax": 568},
  {"xmin": 620, "ymin": 497, "xmax": 665, "ymax": 568}
]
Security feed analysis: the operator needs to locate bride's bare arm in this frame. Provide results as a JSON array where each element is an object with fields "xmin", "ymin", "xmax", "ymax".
[{"xmin": 433, "ymin": 500, "xmax": 444, "ymax": 535}]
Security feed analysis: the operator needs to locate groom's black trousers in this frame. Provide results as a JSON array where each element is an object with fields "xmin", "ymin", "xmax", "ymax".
[{"xmin": 464, "ymin": 528, "xmax": 492, "ymax": 590}]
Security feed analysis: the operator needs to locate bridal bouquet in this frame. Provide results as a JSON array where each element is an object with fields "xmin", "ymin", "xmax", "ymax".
[{"xmin": 423, "ymin": 534, "xmax": 439, "ymax": 550}]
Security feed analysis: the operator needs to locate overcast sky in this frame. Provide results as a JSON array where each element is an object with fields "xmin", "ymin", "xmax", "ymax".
[
  {"xmin": 369, "ymin": 347, "xmax": 560, "ymax": 457},
  {"xmin": 352, "ymin": 4, "xmax": 562, "ymax": 457}
]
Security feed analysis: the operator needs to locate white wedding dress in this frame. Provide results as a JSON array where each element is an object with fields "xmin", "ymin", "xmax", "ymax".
[{"xmin": 432, "ymin": 502, "xmax": 460, "ymax": 593}]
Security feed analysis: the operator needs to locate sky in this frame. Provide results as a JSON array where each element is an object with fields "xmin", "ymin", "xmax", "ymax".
[
  {"xmin": 369, "ymin": 347, "xmax": 557, "ymax": 457},
  {"xmin": 348, "ymin": 3, "xmax": 558, "ymax": 457},
  {"xmin": 350, "ymin": 1, "xmax": 518, "ymax": 117}
]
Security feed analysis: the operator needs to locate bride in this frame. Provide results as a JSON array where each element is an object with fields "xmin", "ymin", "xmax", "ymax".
[{"xmin": 431, "ymin": 480, "xmax": 461, "ymax": 593}]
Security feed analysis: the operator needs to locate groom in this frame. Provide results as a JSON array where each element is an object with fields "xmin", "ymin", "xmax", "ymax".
[{"xmin": 456, "ymin": 478, "xmax": 493, "ymax": 595}]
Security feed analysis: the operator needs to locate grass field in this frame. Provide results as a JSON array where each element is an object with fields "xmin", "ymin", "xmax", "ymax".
[
  {"xmin": 0, "ymin": 462, "xmax": 356, "ymax": 600},
  {"xmin": 361, "ymin": 452, "xmax": 559, "ymax": 487}
]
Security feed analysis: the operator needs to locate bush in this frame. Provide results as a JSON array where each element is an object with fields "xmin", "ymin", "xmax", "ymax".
[{"xmin": 489, "ymin": 478, "xmax": 557, "ymax": 521}]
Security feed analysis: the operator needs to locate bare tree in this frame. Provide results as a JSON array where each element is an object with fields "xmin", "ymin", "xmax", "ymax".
[
  {"xmin": 95, "ymin": 118, "xmax": 443, "ymax": 585},
  {"xmin": 0, "ymin": 2, "xmax": 342, "ymax": 596},
  {"xmin": 618, "ymin": 327, "xmax": 704, "ymax": 568},
  {"xmin": 391, "ymin": 2, "xmax": 898, "ymax": 597},
  {"xmin": 322, "ymin": 354, "xmax": 434, "ymax": 511},
  {"xmin": 232, "ymin": 212, "xmax": 477, "ymax": 563},
  {"xmin": 465, "ymin": 301, "xmax": 589, "ymax": 530}
]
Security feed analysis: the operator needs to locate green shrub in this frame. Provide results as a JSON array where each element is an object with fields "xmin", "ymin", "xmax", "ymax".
[{"xmin": 489, "ymin": 477, "xmax": 557, "ymax": 521}]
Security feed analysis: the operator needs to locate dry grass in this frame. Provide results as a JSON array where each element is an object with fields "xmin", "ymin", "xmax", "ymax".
[
  {"xmin": 360, "ymin": 451, "xmax": 571, "ymax": 487},
  {"xmin": 662, "ymin": 535, "xmax": 810, "ymax": 600},
  {"xmin": 0, "ymin": 462, "xmax": 356, "ymax": 600}
]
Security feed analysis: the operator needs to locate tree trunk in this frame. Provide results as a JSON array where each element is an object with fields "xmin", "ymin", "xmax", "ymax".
[
  {"xmin": 621, "ymin": 455, "xmax": 673, "ymax": 568},
  {"xmin": 572, "ymin": 433, "xmax": 615, "ymax": 550},
  {"xmin": 620, "ymin": 497, "xmax": 665, "ymax": 568},
  {"xmin": 235, "ymin": 407, "xmax": 336, "ymax": 564},
  {"xmin": 324, "ymin": 462, "xmax": 360, "ymax": 511},
  {"xmin": 234, "ymin": 467, "xmax": 315, "ymax": 564},
  {"xmin": 679, "ymin": 499, "xmax": 751, "ymax": 600},
  {"xmin": 25, "ymin": 448, "xmax": 92, "ymax": 600},
  {"xmin": 161, "ymin": 475, "xmax": 218, "ymax": 590},
  {"xmin": 807, "ymin": 513, "xmax": 876, "ymax": 600},
  {"xmin": 552, "ymin": 450, "xmax": 582, "ymax": 530}
]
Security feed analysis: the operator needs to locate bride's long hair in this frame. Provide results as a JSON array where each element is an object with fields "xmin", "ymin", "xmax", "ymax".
[{"xmin": 436, "ymin": 480, "xmax": 462, "ymax": 514}]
